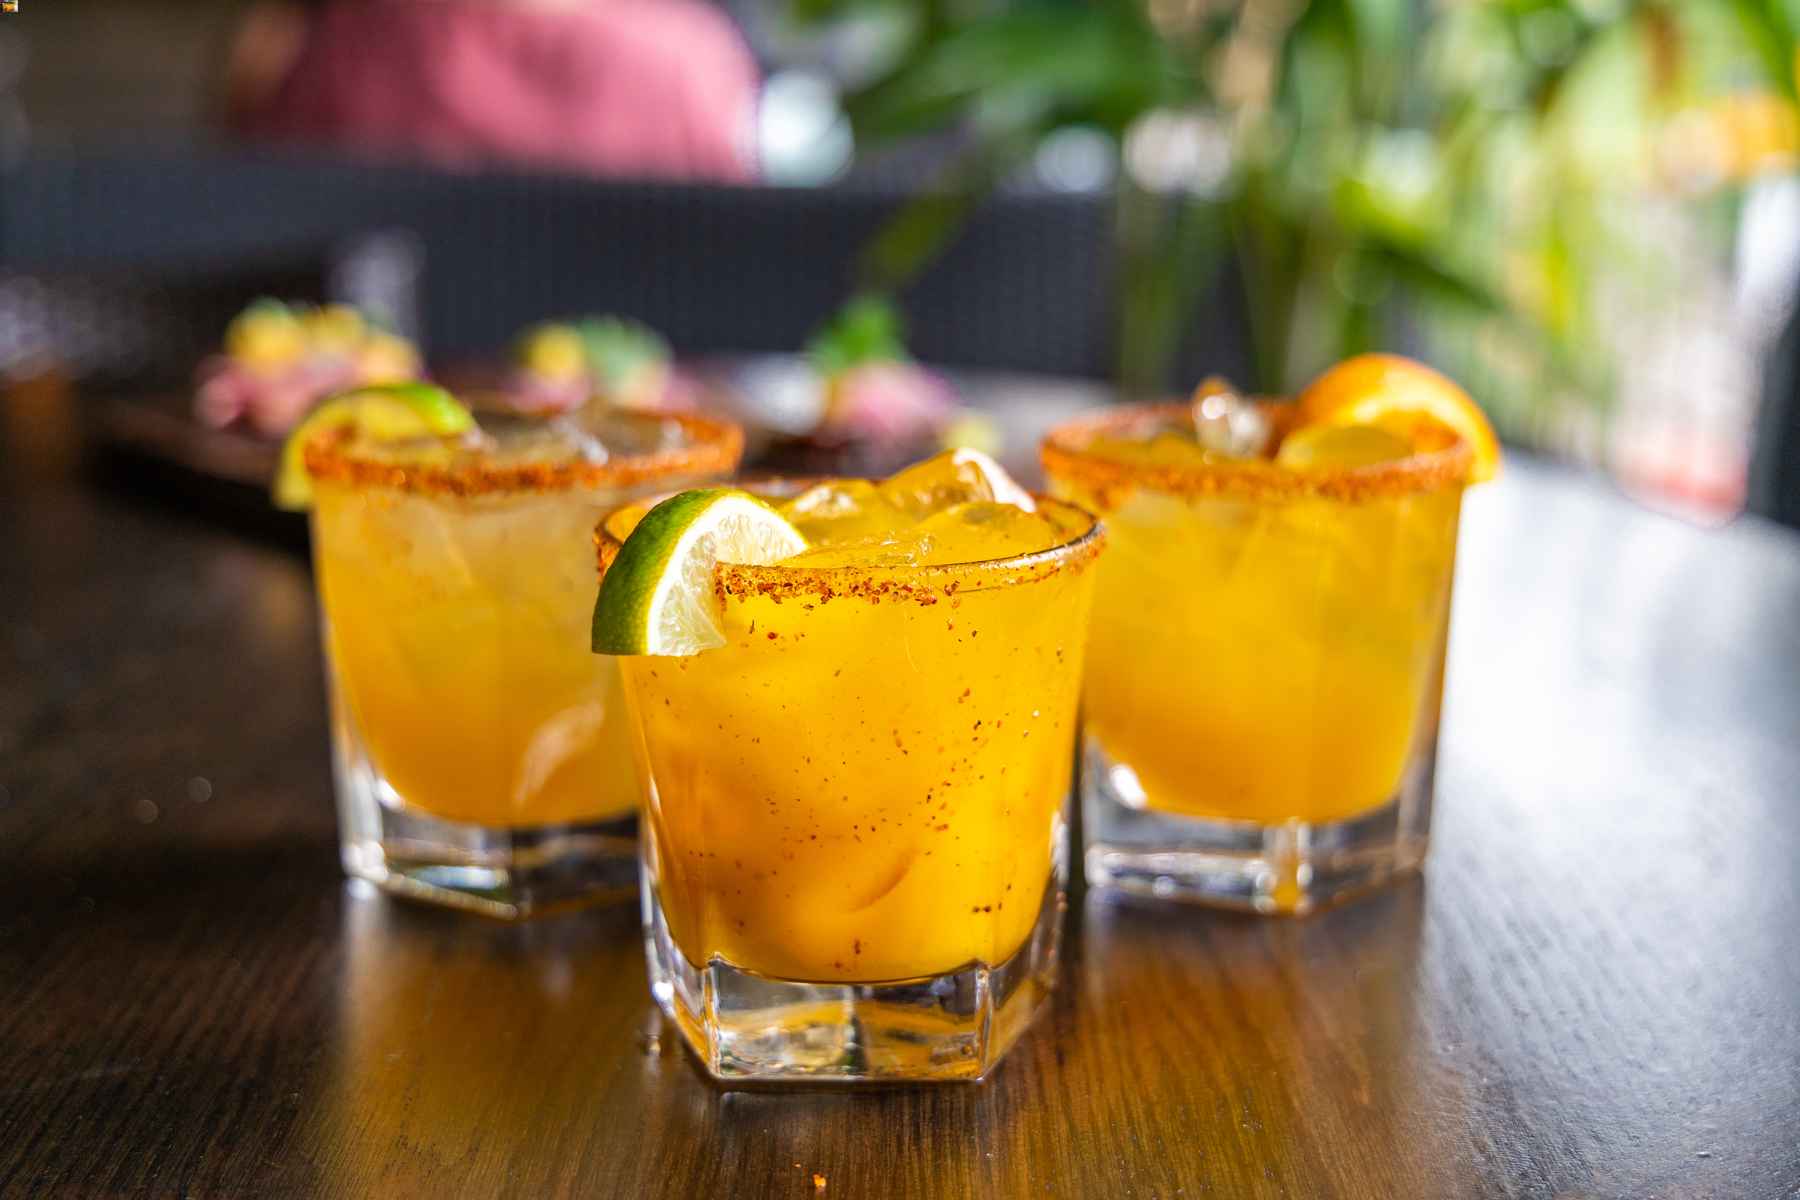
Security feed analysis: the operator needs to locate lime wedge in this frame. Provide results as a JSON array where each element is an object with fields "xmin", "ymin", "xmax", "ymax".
[
  {"xmin": 592, "ymin": 489, "xmax": 808, "ymax": 656},
  {"xmin": 273, "ymin": 383, "xmax": 475, "ymax": 511}
]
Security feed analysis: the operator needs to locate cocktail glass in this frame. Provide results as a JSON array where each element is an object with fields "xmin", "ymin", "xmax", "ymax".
[
  {"xmin": 597, "ymin": 484, "xmax": 1104, "ymax": 1081},
  {"xmin": 306, "ymin": 408, "xmax": 741, "ymax": 917},
  {"xmin": 1043, "ymin": 402, "xmax": 1472, "ymax": 913}
]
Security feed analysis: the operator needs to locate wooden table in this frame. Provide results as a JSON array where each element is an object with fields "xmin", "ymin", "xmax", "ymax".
[{"xmin": 4, "ymin": 409, "xmax": 1800, "ymax": 1197}]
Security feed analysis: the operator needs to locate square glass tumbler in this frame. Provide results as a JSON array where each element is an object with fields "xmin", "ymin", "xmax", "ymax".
[
  {"xmin": 1043, "ymin": 404, "xmax": 1471, "ymax": 914},
  {"xmin": 307, "ymin": 409, "xmax": 741, "ymax": 918},
  {"xmin": 599, "ymin": 494, "xmax": 1104, "ymax": 1081}
]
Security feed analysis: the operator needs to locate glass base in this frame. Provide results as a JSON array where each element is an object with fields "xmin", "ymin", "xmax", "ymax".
[
  {"xmin": 334, "ymin": 749, "xmax": 637, "ymax": 919},
  {"xmin": 1081, "ymin": 736, "xmax": 1433, "ymax": 915},
  {"xmin": 643, "ymin": 862, "xmax": 1064, "ymax": 1084}
]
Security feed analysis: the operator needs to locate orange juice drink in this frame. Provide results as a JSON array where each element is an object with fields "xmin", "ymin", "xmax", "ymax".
[
  {"xmin": 302, "ymin": 399, "xmax": 740, "ymax": 917},
  {"xmin": 593, "ymin": 451, "xmax": 1103, "ymax": 1081},
  {"xmin": 1042, "ymin": 356, "xmax": 1498, "ymax": 914}
]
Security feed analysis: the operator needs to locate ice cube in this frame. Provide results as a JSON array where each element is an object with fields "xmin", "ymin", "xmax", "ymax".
[
  {"xmin": 878, "ymin": 449, "xmax": 1034, "ymax": 518},
  {"xmin": 1192, "ymin": 380, "xmax": 1271, "ymax": 458},
  {"xmin": 465, "ymin": 413, "xmax": 610, "ymax": 466},
  {"xmin": 545, "ymin": 415, "xmax": 611, "ymax": 464},
  {"xmin": 782, "ymin": 531, "xmax": 933, "ymax": 568},
  {"xmin": 780, "ymin": 480, "xmax": 912, "ymax": 544},
  {"xmin": 780, "ymin": 501, "xmax": 1060, "ymax": 568},
  {"xmin": 907, "ymin": 501, "xmax": 1062, "ymax": 565}
]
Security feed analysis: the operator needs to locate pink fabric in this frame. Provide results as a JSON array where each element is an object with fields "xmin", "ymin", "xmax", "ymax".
[{"xmin": 242, "ymin": 0, "xmax": 759, "ymax": 181}]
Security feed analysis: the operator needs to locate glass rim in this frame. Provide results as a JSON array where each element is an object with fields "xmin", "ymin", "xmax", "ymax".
[
  {"xmin": 303, "ymin": 409, "xmax": 744, "ymax": 499},
  {"xmin": 596, "ymin": 486, "xmax": 1106, "ymax": 602},
  {"xmin": 1039, "ymin": 401, "xmax": 1475, "ymax": 504}
]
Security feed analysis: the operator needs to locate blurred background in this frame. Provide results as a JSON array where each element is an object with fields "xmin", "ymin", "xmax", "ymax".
[{"xmin": 4, "ymin": 0, "xmax": 1800, "ymax": 525}]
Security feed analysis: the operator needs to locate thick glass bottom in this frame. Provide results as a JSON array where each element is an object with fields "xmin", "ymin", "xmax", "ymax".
[
  {"xmin": 642, "ymin": 847, "xmax": 1065, "ymax": 1084},
  {"xmin": 333, "ymin": 740, "xmax": 637, "ymax": 919},
  {"xmin": 1081, "ymin": 736, "xmax": 1433, "ymax": 915}
]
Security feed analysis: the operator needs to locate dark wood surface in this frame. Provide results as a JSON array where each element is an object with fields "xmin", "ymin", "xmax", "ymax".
[{"xmin": 4, "ymin": 390, "xmax": 1800, "ymax": 1199}]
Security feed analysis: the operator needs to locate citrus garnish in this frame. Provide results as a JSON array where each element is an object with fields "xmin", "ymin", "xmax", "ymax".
[
  {"xmin": 1295, "ymin": 353, "xmax": 1501, "ymax": 482},
  {"xmin": 1274, "ymin": 422, "xmax": 1414, "ymax": 471},
  {"xmin": 519, "ymin": 324, "xmax": 589, "ymax": 382},
  {"xmin": 302, "ymin": 304, "xmax": 367, "ymax": 355},
  {"xmin": 273, "ymin": 382, "xmax": 475, "ymax": 511},
  {"xmin": 224, "ymin": 299, "xmax": 306, "ymax": 368},
  {"xmin": 592, "ymin": 489, "xmax": 808, "ymax": 656}
]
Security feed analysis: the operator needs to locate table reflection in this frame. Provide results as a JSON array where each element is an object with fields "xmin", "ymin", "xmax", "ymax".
[
  {"xmin": 304, "ymin": 884, "xmax": 657, "ymax": 1191},
  {"xmin": 1070, "ymin": 884, "xmax": 1466, "ymax": 1193}
]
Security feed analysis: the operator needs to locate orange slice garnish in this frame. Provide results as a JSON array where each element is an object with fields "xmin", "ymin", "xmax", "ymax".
[{"xmin": 1295, "ymin": 353, "xmax": 1501, "ymax": 483}]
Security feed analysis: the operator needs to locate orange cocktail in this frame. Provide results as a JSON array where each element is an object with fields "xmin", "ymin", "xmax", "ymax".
[
  {"xmin": 595, "ymin": 452, "xmax": 1103, "ymax": 1080},
  {"xmin": 1043, "ymin": 356, "xmax": 1497, "ymax": 913},
  {"xmin": 307, "ymin": 405, "xmax": 740, "ymax": 916}
]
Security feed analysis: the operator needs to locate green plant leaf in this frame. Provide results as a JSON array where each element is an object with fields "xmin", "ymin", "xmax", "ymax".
[
  {"xmin": 1723, "ymin": 0, "xmax": 1800, "ymax": 98},
  {"xmin": 806, "ymin": 295, "xmax": 911, "ymax": 377},
  {"xmin": 846, "ymin": 6, "xmax": 1188, "ymax": 140},
  {"xmin": 1363, "ymin": 234, "xmax": 1506, "ymax": 320}
]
